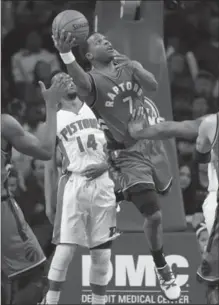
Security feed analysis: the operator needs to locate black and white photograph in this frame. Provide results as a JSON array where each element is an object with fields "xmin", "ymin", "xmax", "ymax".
[{"xmin": 1, "ymin": 1, "xmax": 219, "ymax": 304}]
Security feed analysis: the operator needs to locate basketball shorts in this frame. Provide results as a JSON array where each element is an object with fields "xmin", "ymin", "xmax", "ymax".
[
  {"xmin": 53, "ymin": 171, "xmax": 117, "ymax": 248},
  {"xmin": 197, "ymin": 203, "xmax": 219, "ymax": 284},
  {"xmin": 1, "ymin": 197, "xmax": 46, "ymax": 279},
  {"xmin": 108, "ymin": 139, "xmax": 172, "ymax": 194}
]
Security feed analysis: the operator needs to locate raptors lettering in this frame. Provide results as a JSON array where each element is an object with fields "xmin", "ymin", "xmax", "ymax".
[{"xmin": 105, "ymin": 81, "xmax": 143, "ymax": 107}]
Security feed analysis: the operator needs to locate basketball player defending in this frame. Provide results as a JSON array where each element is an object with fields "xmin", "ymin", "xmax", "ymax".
[
  {"xmin": 128, "ymin": 109, "xmax": 218, "ymax": 235},
  {"xmin": 195, "ymin": 114, "xmax": 219, "ymax": 304},
  {"xmin": 128, "ymin": 110, "xmax": 219, "ymax": 303},
  {"xmin": 1, "ymin": 78, "xmax": 64, "ymax": 303},
  {"xmin": 42, "ymin": 73, "xmax": 118, "ymax": 305},
  {"xmin": 51, "ymin": 31, "xmax": 181, "ymax": 301}
]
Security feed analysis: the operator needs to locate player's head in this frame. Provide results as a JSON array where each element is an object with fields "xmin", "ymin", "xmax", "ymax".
[
  {"xmin": 51, "ymin": 72, "xmax": 77, "ymax": 101},
  {"xmin": 83, "ymin": 33, "xmax": 114, "ymax": 64}
]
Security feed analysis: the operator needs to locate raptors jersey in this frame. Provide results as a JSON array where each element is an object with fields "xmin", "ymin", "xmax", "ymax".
[
  {"xmin": 89, "ymin": 65, "xmax": 146, "ymax": 148},
  {"xmin": 56, "ymin": 104, "xmax": 107, "ymax": 173}
]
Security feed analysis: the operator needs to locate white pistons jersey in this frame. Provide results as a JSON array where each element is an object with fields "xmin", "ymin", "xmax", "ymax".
[{"xmin": 56, "ymin": 104, "xmax": 107, "ymax": 173}]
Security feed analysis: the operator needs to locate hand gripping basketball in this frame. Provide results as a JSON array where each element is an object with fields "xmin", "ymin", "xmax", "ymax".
[{"xmin": 52, "ymin": 29, "xmax": 77, "ymax": 53}]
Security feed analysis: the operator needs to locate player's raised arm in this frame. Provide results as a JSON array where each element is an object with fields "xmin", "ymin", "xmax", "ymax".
[
  {"xmin": 128, "ymin": 107, "xmax": 199, "ymax": 140},
  {"xmin": 52, "ymin": 30, "xmax": 93, "ymax": 96},
  {"xmin": 44, "ymin": 145, "xmax": 61, "ymax": 224},
  {"xmin": 114, "ymin": 53, "xmax": 158, "ymax": 91},
  {"xmin": 1, "ymin": 79, "xmax": 65, "ymax": 160}
]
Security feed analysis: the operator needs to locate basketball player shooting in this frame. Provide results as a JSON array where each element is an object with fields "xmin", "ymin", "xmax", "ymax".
[
  {"xmin": 1, "ymin": 77, "xmax": 65, "ymax": 303},
  {"xmin": 128, "ymin": 109, "xmax": 219, "ymax": 303},
  {"xmin": 51, "ymin": 13, "xmax": 181, "ymax": 301},
  {"xmin": 42, "ymin": 72, "xmax": 118, "ymax": 305}
]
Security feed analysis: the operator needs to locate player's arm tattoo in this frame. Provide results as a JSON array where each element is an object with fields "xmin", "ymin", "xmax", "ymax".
[{"xmin": 132, "ymin": 61, "xmax": 158, "ymax": 91}]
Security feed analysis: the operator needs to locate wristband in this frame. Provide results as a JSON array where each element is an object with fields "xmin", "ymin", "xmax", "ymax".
[
  {"xmin": 194, "ymin": 149, "xmax": 211, "ymax": 164},
  {"xmin": 59, "ymin": 52, "xmax": 75, "ymax": 64}
]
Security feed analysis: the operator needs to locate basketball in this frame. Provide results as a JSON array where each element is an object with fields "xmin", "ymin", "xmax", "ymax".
[{"xmin": 52, "ymin": 10, "xmax": 89, "ymax": 44}]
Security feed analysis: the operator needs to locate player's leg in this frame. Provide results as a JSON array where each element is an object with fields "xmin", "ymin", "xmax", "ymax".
[
  {"xmin": 197, "ymin": 203, "xmax": 219, "ymax": 284},
  {"xmin": 1, "ymin": 196, "xmax": 46, "ymax": 303},
  {"xmin": 89, "ymin": 242, "xmax": 112, "ymax": 305},
  {"xmin": 88, "ymin": 173, "xmax": 118, "ymax": 305},
  {"xmin": 206, "ymin": 283, "xmax": 219, "ymax": 304},
  {"xmin": 202, "ymin": 192, "xmax": 218, "ymax": 235},
  {"xmin": 42, "ymin": 174, "xmax": 88, "ymax": 304},
  {"xmin": 44, "ymin": 243, "xmax": 77, "ymax": 305},
  {"xmin": 126, "ymin": 185, "xmax": 181, "ymax": 301}
]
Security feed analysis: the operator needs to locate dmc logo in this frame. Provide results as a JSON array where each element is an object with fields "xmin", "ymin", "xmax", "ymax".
[
  {"xmin": 82, "ymin": 255, "xmax": 189, "ymax": 287},
  {"xmin": 143, "ymin": 97, "xmax": 165, "ymax": 126}
]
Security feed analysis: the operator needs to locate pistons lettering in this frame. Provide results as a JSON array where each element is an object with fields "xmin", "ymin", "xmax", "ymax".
[{"xmin": 60, "ymin": 118, "xmax": 98, "ymax": 141}]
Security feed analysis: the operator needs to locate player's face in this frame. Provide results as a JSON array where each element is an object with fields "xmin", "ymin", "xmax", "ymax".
[
  {"xmin": 87, "ymin": 33, "xmax": 114, "ymax": 63},
  {"xmin": 8, "ymin": 177, "xmax": 18, "ymax": 196},
  {"xmin": 52, "ymin": 73, "xmax": 77, "ymax": 100}
]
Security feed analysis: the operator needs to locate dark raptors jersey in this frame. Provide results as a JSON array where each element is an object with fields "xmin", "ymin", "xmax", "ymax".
[{"xmin": 89, "ymin": 65, "xmax": 146, "ymax": 148}]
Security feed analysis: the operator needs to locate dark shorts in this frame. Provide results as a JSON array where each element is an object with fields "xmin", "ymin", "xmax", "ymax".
[
  {"xmin": 197, "ymin": 204, "xmax": 219, "ymax": 284},
  {"xmin": 108, "ymin": 139, "xmax": 172, "ymax": 195},
  {"xmin": 1, "ymin": 197, "xmax": 46, "ymax": 279}
]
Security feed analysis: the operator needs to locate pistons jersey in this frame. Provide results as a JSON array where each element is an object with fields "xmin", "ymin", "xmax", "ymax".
[{"xmin": 56, "ymin": 104, "xmax": 107, "ymax": 174}]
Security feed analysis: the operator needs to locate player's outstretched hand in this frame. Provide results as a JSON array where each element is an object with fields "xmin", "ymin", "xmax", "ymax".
[
  {"xmin": 128, "ymin": 106, "xmax": 146, "ymax": 138},
  {"xmin": 39, "ymin": 77, "xmax": 66, "ymax": 104},
  {"xmin": 52, "ymin": 29, "xmax": 77, "ymax": 53},
  {"xmin": 81, "ymin": 163, "xmax": 108, "ymax": 181},
  {"xmin": 114, "ymin": 52, "xmax": 142, "ymax": 71}
]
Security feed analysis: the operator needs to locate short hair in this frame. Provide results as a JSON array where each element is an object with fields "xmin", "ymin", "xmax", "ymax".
[{"xmin": 51, "ymin": 71, "xmax": 68, "ymax": 84}]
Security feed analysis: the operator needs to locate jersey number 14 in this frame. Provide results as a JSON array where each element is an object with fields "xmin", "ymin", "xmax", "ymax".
[{"xmin": 76, "ymin": 134, "xmax": 97, "ymax": 152}]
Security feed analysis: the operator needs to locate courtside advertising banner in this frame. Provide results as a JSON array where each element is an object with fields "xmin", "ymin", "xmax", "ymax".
[{"xmin": 61, "ymin": 233, "xmax": 206, "ymax": 304}]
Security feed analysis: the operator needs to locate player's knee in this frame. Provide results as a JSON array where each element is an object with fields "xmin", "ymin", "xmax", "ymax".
[
  {"xmin": 52, "ymin": 244, "xmax": 77, "ymax": 269},
  {"xmin": 144, "ymin": 210, "xmax": 162, "ymax": 227},
  {"xmin": 90, "ymin": 249, "xmax": 111, "ymax": 286}
]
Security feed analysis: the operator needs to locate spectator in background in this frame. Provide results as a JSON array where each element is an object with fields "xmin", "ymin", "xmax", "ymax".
[
  {"xmin": 194, "ymin": 16, "xmax": 219, "ymax": 78},
  {"xmin": 179, "ymin": 163, "xmax": 196, "ymax": 220},
  {"xmin": 11, "ymin": 29, "xmax": 60, "ymax": 97},
  {"xmin": 25, "ymin": 60, "xmax": 57, "ymax": 105},
  {"xmin": 194, "ymin": 71, "xmax": 216, "ymax": 99},
  {"xmin": 168, "ymin": 52, "xmax": 194, "ymax": 93},
  {"xmin": 177, "ymin": 139, "xmax": 195, "ymax": 163},
  {"xmin": 195, "ymin": 223, "xmax": 209, "ymax": 255},
  {"xmin": 192, "ymin": 97, "xmax": 209, "ymax": 119}
]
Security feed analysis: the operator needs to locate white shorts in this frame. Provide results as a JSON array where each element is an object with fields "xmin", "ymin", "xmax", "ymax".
[
  {"xmin": 53, "ymin": 171, "xmax": 117, "ymax": 248},
  {"xmin": 202, "ymin": 191, "xmax": 218, "ymax": 234}
]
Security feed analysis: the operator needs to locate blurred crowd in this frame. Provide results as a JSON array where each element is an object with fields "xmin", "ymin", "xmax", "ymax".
[{"xmin": 1, "ymin": 0, "xmax": 219, "ymax": 254}]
